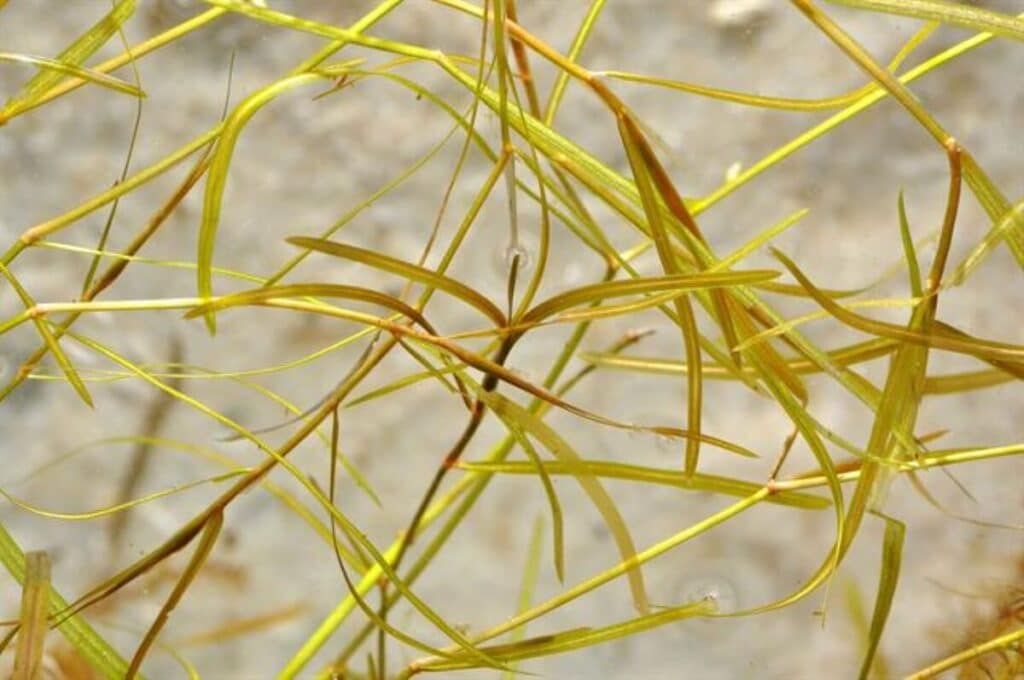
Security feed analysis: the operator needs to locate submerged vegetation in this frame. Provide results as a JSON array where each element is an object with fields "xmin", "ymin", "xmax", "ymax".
[{"xmin": 0, "ymin": 0, "xmax": 1022, "ymax": 677}]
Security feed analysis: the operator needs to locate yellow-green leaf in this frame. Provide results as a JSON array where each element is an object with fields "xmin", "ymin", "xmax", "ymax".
[
  {"xmin": 13, "ymin": 551, "xmax": 50, "ymax": 680},
  {"xmin": 287, "ymin": 237, "xmax": 507, "ymax": 327},
  {"xmin": 858, "ymin": 515, "xmax": 903, "ymax": 680},
  {"xmin": 1, "ymin": 0, "xmax": 136, "ymax": 119},
  {"xmin": 0, "ymin": 52, "xmax": 144, "ymax": 98},
  {"xmin": 477, "ymin": 390, "xmax": 649, "ymax": 614}
]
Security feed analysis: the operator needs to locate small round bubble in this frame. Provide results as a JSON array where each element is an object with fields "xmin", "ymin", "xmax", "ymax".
[
  {"xmin": 681, "ymin": 575, "xmax": 738, "ymax": 615},
  {"xmin": 654, "ymin": 432, "xmax": 675, "ymax": 454},
  {"xmin": 625, "ymin": 416, "xmax": 676, "ymax": 454},
  {"xmin": 493, "ymin": 242, "xmax": 534, "ymax": 277},
  {"xmin": 504, "ymin": 243, "xmax": 533, "ymax": 273}
]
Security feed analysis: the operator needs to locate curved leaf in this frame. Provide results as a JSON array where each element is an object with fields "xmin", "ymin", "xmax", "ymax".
[
  {"xmin": 287, "ymin": 237, "xmax": 507, "ymax": 327},
  {"xmin": 197, "ymin": 70, "xmax": 339, "ymax": 332},
  {"xmin": 477, "ymin": 390, "xmax": 649, "ymax": 615},
  {"xmin": 521, "ymin": 269, "xmax": 777, "ymax": 326},
  {"xmin": 186, "ymin": 283, "xmax": 437, "ymax": 334}
]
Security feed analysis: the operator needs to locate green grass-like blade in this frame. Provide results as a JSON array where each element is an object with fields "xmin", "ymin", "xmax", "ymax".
[
  {"xmin": 126, "ymin": 512, "xmax": 224, "ymax": 677},
  {"xmin": 0, "ymin": 52, "xmax": 144, "ymax": 98},
  {"xmin": 582, "ymin": 337, "xmax": 896, "ymax": 380},
  {"xmin": 521, "ymin": 269, "xmax": 777, "ymax": 326},
  {"xmin": 949, "ymin": 198, "xmax": 1024, "ymax": 285},
  {"xmin": 0, "ymin": 263, "xmax": 92, "ymax": 406},
  {"xmin": 618, "ymin": 113, "xmax": 704, "ymax": 476},
  {"xmin": 896, "ymin": 192, "xmax": 924, "ymax": 298},
  {"xmin": 711, "ymin": 209, "xmax": 809, "ymax": 272},
  {"xmin": 406, "ymin": 490, "xmax": 767, "ymax": 672},
  {"xmin": 287, "ymin": 237, "xmax": 508, "ymax": 327},
  {"xmin": 412, "ymin": 599, "xmax": 714, "ymax": 673},
  {"xmin": 460, "ymin": 460, "xmax": 829, "ymax": 510},
  {"xmin": 12, "ymin": 551, "xmax": 50, "ymax": 680},
  {"xmin": 543, "ymin": 0, "xmax": 607, "ymax": 124},
  {"xmin": 196, "ymin": 71, "xmax": 327, "ymax": 332},
  {"xmin": 502, "ymin": 429, "xmax": 565, "ymax": 582},
  {"xmin": 186, "ymin": 283, "xmax": 437, "ymax": 334},
  {"xmin": 772, "ymin": 250, "xmax": 1024, "ymax": 365},
  {"xmin": 858, "ymin": 515, "xmax": 904, "ymax": 680},
  {"xmin": 478, "ymin": 390, "xmax": 649, "ymax": 614},
  {"xmin": 1, "ymin": 0, "xmax": 136, "ymax": 119},
  {"xmin": 0, "ymin": 523, "xmax": 134, "ymax": 679},
  {"xmin": 597, "ymin": 21, "xmax": 935, "ymax": 114},
  {"xmin": 0, "ymin": 471, "xmax": 245, "ymax": 521},
  {"xmin": 826, "ymin": 0, "xmax": 1024, "ymax": 43}
]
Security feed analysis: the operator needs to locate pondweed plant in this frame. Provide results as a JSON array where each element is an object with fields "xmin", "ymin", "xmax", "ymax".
[{"xmin": 0, "ymin": 0, "xmax": 1022, "ymax": 677}]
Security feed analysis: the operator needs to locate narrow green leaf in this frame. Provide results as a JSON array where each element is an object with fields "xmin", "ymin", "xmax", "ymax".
[
  {"xmin": 1, "ymin": 0, "xmax": 136, "ymax": 118},
  {"xmin": 0, "ymin": 523, "xmax": 134, "ymax": 679},
  {"xmin": 505, "ymin": 429, "xmax": 565, "ymax": 582},
  {"xmin": 346, "ymin": 364, "xmax": 462, "ymax": 408},
  {"xmin": 544, "ymin": 0, "xmax": 608, "ymax": 123},
  {"xmin": 13, "ymin": 551, "xmax": 50, "ymax": 680},
  {"xmin": 923, "ymin": 368, "xmax": 1016, "ymax": 394},
  {"xmin": 197, "ymin": 70, "xmax": 335, "ymax": 332},
  {"xmin": 460, "ymin": 460, "xmax": 830, "ymax": 510},
  {"xmin": 949, "ymin": 198, "xmax": 1024, "ymax": 285},
  {"xmin": 582, "ymin": 337, "xmax": 896, "ymax": 379},
  {"xmin": 0, "ymin": 52, "xmax": 144, "ymax": 98},
  {"xmin": 0, "ymin": 263, "xmax": 92, "ymax": 406},
  {"xmin": 772, "ymin": 249, "xmax": 1024, "ymax": 365},
  {"xmin": 826, "ymin": 0, "xmax": 1024, "ymax": 43},
  {"xmin": 186, "ymin": 283, "xmax": 438, "ymax": 334},
  {"xmin": 617, "ymin": 113, "xmax": 704, "ymax": 475},
  {"xmin": 596, "ymin": 20, "xmax": 935, "ymax": 115},
  {"xmin": 711, "ymin": 209, "xmax": 810, "ymax": 271},
  {"xmin": 287, "ymin": 237, "xmax": 507, "ymax": 327},
  {"xmin": 858, "ymin": 516, "xmax": 904, "ymax": 680},
  {"xmin": 907, "ymin": 628, "xmax": 1024, "ymax": 679},
  {"xmin": 521, "ymin": 269, "xmax": 777, "ymax": 326},
  {"xmin": 477, "ymin": 390, "xmax": 649, "ymax": 614},
  {"xmin": 127, "ymin": 512, "xmax": 223, "ymax": 677},
  {"xmin": 600, "ymin": 71, "xmax": 877, "ymax": 112},
  {"xmin": 896, "ymin": 192, "xmax": 923, "ymax": 298},
  {"xmin": 419, "ymin": 599, "xmax": 713, "ymax": 671},
  {"xmin": 960, "ymin": 157, "xmax": 1024, "ymax": 268},
  {"xmin": 0, "ymin": 472, "xmax": 245, "ymax": 521}
]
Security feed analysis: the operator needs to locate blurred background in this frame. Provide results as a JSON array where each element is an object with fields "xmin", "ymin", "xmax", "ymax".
[{"xmin": 1, "ymin": 1, "xmax": 1022, "ymax": 677}]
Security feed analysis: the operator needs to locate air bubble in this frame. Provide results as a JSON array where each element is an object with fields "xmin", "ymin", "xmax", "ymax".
[
  {"xmin": 625, "ymin": 416, "xmax": 677, "ymax": 455},
  {"xmin": 681, "ymin": 575, "xmax": 739, "ymax": 615},
  {"xmin": 492, "ymin": 241, "xmax": 534, "ymax": 278},
  {"xmin": 626, "ymin": 423, "xmax": 644, "ymax": 442},
  {"xmin": 561, "ymin": 261, "xmax": 588, "ymax": 287},
  {"xmin": 654, "ymin": 432, "xmax": 675, "ymax": 454},
  {"xmin": 724, "ymin": 161, "xmax": 743, "ymax": 183},
  {"xmin": 708, "ymin": 0, "xmax": 772, "ymax": 30},
  {"xmin": 505, "ymin": 243, "xmax": 533, "ymax": 274}
]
